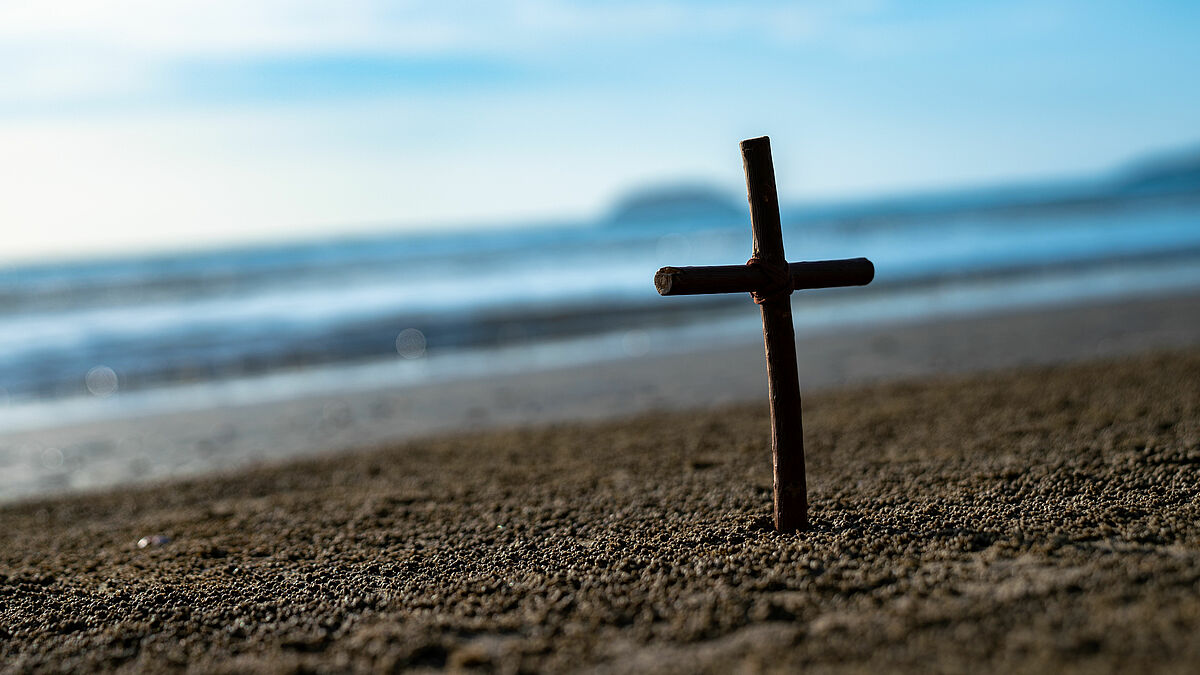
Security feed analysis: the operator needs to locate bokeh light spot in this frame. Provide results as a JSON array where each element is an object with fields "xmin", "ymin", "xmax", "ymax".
[
  {"xmin": 85, "ymin": 365, "xmax": 119, "ymax": 397},
  {"xmin": 41, "ymin": 447, "xmax": 64, "ymax": 470},
  {"xmin": 395, "ymin": 328, "xmax": 427, "ymax": 359}
]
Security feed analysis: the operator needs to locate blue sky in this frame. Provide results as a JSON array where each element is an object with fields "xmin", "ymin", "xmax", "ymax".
[{"xmin": 2, "ymin": 0, "xmax": 1198, "ymax": 261}]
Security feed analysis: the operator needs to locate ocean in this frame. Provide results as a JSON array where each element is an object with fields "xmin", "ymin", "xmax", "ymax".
[{"xmin": 1, "ymin": 160, "xmax": 1199, "ymax": 451}]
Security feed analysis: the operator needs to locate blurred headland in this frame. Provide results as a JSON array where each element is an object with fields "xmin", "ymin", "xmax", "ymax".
[{"xmin": 606, "ymin": 184, "xmax": 742, "ymax": 226}]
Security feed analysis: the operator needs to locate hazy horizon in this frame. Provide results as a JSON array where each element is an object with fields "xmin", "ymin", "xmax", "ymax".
[{"xmin": 4, "ymin": 136, "xmax": 1195, "ymax": 267}]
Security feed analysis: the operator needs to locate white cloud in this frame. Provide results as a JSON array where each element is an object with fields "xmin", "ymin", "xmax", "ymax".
[
  {"xmin": 0, "ymin": 0, "xmax": 898, "ymax": 104},
  {"xmin": 0, "ymin": 0, "xmax": 457, "ymax": 56},
  {"xmin": 0, "ymin": 1, "xmax": 860, "ymax": 57},
  {"xmin": 0, "ymin": 51, "xmax": 157, "ymax": 105},
  {"xmin": 0, "ymin": 0, "xmax": 474, "ymax": 104}
]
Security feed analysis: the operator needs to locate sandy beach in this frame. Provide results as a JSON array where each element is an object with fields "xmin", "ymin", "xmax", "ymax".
[{"xmin": 3, "ymin": 344, "xmax": 1200, "ymax": 672}]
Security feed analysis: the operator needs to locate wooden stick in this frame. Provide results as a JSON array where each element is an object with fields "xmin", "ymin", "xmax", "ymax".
[
  {"xmin": 654, "ymin": 258, "xmax": 874, "ymax": 296},
  {"xmin": 742, "ymin": 136, "xmax": 808, "ymax": 533}
]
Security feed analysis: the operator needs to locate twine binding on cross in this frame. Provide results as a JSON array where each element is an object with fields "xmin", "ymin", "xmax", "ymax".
[{"xmin": 746, "ymin": 256, "xmax": 793, "ymax": 305}]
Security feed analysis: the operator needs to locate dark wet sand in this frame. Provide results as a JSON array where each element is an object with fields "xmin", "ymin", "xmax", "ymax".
[{"xmin": 3, "ymin": 349, "xmax": 1200, "ymax": 673}]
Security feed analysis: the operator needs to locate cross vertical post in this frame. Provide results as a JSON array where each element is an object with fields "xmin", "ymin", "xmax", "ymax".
[
  {"xmin": 742, "ymin": 137, "xmax": 807, "ymax": 532},
  {"xmin": 652, "ymin": 136, "xmax": 875, "ymax": 533}
]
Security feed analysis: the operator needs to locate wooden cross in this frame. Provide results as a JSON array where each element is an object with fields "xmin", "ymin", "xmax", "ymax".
[{"xmin": 653, "ymin": 136, "xmax": 875, "ymax": 532}]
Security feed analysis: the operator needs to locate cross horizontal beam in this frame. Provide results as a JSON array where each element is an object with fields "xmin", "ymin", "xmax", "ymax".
[{"xmin": 654, "ymin": 257, "xmax": 874, "ymax": 297}]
